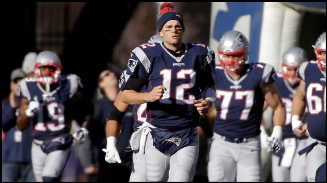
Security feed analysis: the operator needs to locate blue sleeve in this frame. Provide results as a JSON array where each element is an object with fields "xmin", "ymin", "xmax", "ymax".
[{"xmin": 2, "ymin": 100, "xmax": 17, "ymax": 132}]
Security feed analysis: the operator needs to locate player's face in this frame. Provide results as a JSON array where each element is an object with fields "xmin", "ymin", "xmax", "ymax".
[
  {"xmin": 320, "ymin": 51, "xmax": 326, "ymax": 62},
  {"xmin": 161, "ymin": 20, "xmax": 183, "ymax": 45},
  {"xmin": 285, "ymin": 67, "xmax": 297, "ymax": 77},
  {"xmin": 220, "ymin": 53, "xmax": 245, "ymax": 74},
  {"xmin": 318, "ymin": 51, "xmax": 326, "ymax": 72},
  {"xmin": 39, "ymin": 66, "xmax": 57, "ymax": 77},
  {"xmin": 282, "ymin": 66, "xmax": 300, "ymax": 85}
]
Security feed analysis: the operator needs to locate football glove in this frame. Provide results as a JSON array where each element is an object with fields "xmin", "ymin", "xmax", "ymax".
[
  {"xmin": 267, "ymin": 126, "xmax": 283, "ymax": 153},
  {"xmin": 102, "ymin": 136, "xmax": 121, "ymax": 164},
  {"xmin": 72, "ymin": 128, "xmax": 89, "ymax": 144},
  {"xmin": 25, "ymin": 101, "xmax": 40, "ymax": 117}
]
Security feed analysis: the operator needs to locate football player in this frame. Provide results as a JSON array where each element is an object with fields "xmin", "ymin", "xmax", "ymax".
[
  {"xmin": 103, "ymin": 33, "xmax": 209, "ymax": 181},
  {"xmin": 261, "ymin": 47, "xmax": 308, "ymax": 181},
  {"xmin": 16, "ymin": 50, "xmax": 89, "ymax": 182},
  {"xmin": 207, "ymin": 30, "xmax": 286, "ymax": 181},
  {"xmin": 292, "ymin": 32, "xmax": 326, "ymax": 182},
  {"xmin": 119, "ymin": 3, "xmax": 216, "ymax": 182}
]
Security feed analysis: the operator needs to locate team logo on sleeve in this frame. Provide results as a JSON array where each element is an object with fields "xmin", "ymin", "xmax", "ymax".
[{"xmin": 128, "ymin": 59, "xmax": 138, "ymax": 72}]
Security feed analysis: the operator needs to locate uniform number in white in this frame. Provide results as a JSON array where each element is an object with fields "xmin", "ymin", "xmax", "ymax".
[
  {"xmin": 217, "ymin": 90, "xmax": 254, "ymax": 120},
  {"xmin": 306, "ymin": 84, "xmax": 326, "ymax": 114},
  {"xmin": 34, "ymin": 102, "xmax": 65, "ymax": 132},
  {"xmin": 159, "ymin": 69, "xmax": 196, "ymax": 105}
]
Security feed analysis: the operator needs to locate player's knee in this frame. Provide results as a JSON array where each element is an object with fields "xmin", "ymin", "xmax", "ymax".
[
  {"xmin": 169, "ymin": 160, "xmax": 195, "ymax": 181},
  {"xmin": 42, "ymin": 166, "xmax": 60, "ymax": 180},
  {"xmin": 42, "ymin": 176, "xmax": 59, "ymax": 182},
  {"xmin": 146, "ymin": 160, "xmax": 167, "ymax": 181}
]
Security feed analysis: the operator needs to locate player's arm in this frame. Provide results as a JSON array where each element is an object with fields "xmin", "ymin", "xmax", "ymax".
[
  {"xmin": 260, "ymin": 100, "xmax": 268, "ymax": 128},
  {"xmin": 16, "ymin": 97, "xmax": 32, "ymax": 131},
  {"xmin": 106, "ymin": 91, "xmax": 129, "ymax": 138},
  {"xmin": 121, "ymin": 76, "xmax": 165, "ymax": 105},
  {"xmin": 103, "ymin": 91, "xmax": 130, "ymax": 164},
  {"xmin": 291, "ymin": 80, "xmax": 307, "ymax": 136},
  {"xmin": 262, "ymin": 82, "xmax": 286, "ymax": 153},
  {"xmin": 262, "ymin": 82, "xmax": 286, "ymax": 128}
]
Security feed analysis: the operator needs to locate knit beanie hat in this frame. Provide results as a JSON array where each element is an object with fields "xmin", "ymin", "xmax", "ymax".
[{"xmin": 157, "ymin": 2, "xmax": 184, "ymax": 32}]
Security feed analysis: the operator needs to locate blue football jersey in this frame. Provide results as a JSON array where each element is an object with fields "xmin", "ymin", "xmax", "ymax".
[
  {"xmin": 124, "ymin": 42, "xmax": 215, "ymax": 127},
  {"xmin": 297, "ymin": 61, "xmax": 326, "ymax": 142},
  {"xmin": 274, "ymin": 73, "xmax": 307, "ymax": 140},
  {"xmin": 18, "ymin": 74, "xmax": 83, "ymax": 140},
  {"xmin": 213, "ymin": 63, "xmax": 277, "ymax": 138}
]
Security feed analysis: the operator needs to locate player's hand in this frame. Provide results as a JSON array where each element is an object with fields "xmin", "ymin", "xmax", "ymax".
[
  {"xmin": 267, "ymin": 137, "xmax": 283, "ymax": 153},
  {"xmin": 146, "ymin": 85, "xmax": 166, "ymax": 102},
  {"xmin": 25, "ymin": 101, "xmax": 40, "ymax": 117},
  {"xmin": 293, "ymin": 124, "xmax": 307, "ymax": 137},
  {"xmin": 72, "ymin": 128, "xmax": 89, "ymax": 144},
  {"xmin": 194, "ymin": 99, "xmax": 211, "ymax": 115},
  {"xmin": 267, "ymin": 126, "xmax": 283, "ymax": 153},
  {"xmin": 102, "ymin": 136, "xmax": 121, "ymax": 163}
]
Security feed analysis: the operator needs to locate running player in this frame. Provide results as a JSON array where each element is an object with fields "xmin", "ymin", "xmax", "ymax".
[
  {"xmin": 16, "ymin": 50, "xmax": 89, "ymax": 182},
  {"xmin": 262, "ymin": 47, "xmax": 308, "ymax": 181},
  {"xmin": 120, "ymin": 2, "xmax": 216, "ymax": 181},
  {"xmin": 207, "ymin": 30, "xmax": 286, "ymax": 182},
  {"xmin": 292, "ymin": 32, "xmax": 326, "ymax": 182}
]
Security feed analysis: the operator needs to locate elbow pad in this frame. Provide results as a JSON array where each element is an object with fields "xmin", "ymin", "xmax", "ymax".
[{"xmin": 107, "ymin": 106, "xmax": 125, "ymax": 124}]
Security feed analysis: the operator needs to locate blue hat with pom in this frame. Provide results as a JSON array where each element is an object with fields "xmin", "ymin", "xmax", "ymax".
[{"xmin": 157, "ymin": 2, "xmax": 184, "ymax": 32}]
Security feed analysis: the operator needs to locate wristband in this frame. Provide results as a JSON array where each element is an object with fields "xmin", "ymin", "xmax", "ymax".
[
  {"xmin": 291, "ymin": 115, "xmax": 301, "ymax": 130},
  {"xmin": 270, "ymin": 126, "xmax": 282, "ymax": 139},
  {"xmin": 107, "ymin": 136, "xmax": 117, "ymax": 148}
]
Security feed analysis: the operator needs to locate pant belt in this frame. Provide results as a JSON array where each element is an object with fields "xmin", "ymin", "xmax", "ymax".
[
  {"xmin": 223, "ymin": 136, "xmax": 248, "ymax": 143},
  {"xmin": 298, "ymin": 141, "xmax": 326, "ymax": 155},
  {"xmin": 217, "ymin": 133, "xmax": 247, "ymax": 143}
]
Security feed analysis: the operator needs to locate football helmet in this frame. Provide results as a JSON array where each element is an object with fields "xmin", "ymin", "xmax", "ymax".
[
  {"xmin": 34, "ymin": 51, "xmax": 62, "ymax": 84},
  {"xmin": 281, "ymin": 47, "xmax": 308, "ymax": 85},
  {"xmin": 217, "ymin": 30, "xmax": 249, "ymax": 74},
  {"xmin": 313, "ymin": 32, "xmax": 326, "ymax": 72},
  {"xmin": 148, "ymin": 33, "xmax": 163, "ymax": 43}
]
